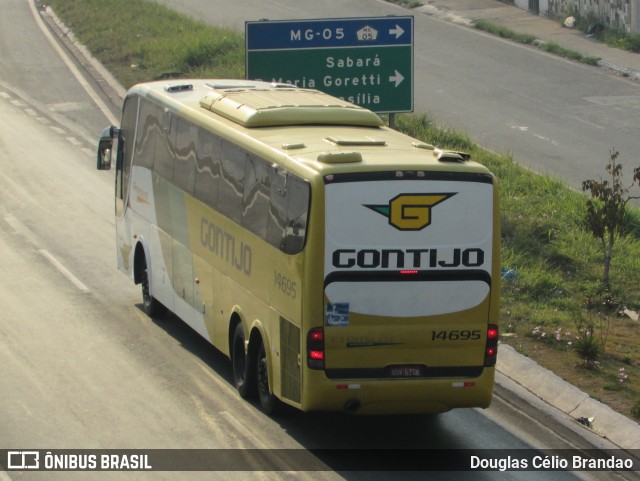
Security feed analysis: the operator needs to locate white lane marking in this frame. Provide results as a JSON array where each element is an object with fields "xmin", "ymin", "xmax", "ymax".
[
  {"xmin": 4, "ymin": 217, "xmax": 88, "ymax": 292},
  {"xmin": 569, "ymin": 115, "xmax": 605, "ymax": 130},
  {"xmin": 49, "ymin": 126, "xmax": 66, "ymax": 135},
  {"xmin": 4, "ymin": 215, "xmax": 37, "ymax": 241},
  {"xmin": 38, "ymin": 249, "xmax": 90, "ymax": 293}
]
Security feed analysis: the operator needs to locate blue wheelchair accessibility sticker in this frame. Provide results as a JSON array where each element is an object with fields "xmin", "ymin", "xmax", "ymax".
[{"xmin": 326, "ymin": 302, "xmax": 350, "ymax": 326}]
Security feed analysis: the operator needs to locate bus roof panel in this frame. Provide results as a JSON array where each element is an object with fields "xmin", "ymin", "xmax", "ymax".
[
  {"xmin": 132, "ymin": 80, "xmax": 490, "ymax": 176},
  {"xmin": 199, "ymin": 86, "xmax": 384, "ymax": 128}
]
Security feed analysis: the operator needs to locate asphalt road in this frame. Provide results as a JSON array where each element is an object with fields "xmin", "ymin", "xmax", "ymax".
[
  {"xmin": 155, "ymin": 0, "xmax": 640, "ymax": 189},
  {"xmin": 0, "ymin": 1, "xmax": 637, "ymax": 480}
]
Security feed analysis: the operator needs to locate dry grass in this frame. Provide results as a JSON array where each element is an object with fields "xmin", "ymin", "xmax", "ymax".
[{"xmin": 502, "ymin": 314, "xmax": 639, "ymax": 418}]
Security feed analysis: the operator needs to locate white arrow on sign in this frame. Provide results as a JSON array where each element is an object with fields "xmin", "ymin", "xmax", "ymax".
[
  {"xmin": 389, "ymin": 25, "xmax": 405, "ymax": 39},
  {"xmin": 389, "ymin": 70, "xmax": 405, "ymax": 87}
]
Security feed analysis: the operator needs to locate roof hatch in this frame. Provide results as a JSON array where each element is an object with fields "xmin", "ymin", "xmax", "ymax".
[
  {"xmin": 433, "ymin": 147, "xmax": 471, "ymax": 162},
  {"xmin": 317, "ymin": 152, "xmax": 363, "ymax": 164},
  {"xmin": 325, "ymin": 136, "xmax": 386, "ymax": 147},
  {"xmin": 199, "ymin": 86, "xmax": 383, "ymax": 128}
]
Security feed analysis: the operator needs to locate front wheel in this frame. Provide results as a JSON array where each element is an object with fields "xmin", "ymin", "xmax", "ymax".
[
  {"xmin": 256, "ymin": 341, "xmax": 280, "ymax": 415},
  {"xmin": 141, "ymin": 258, "xmax": 165, "ymax": 317}
]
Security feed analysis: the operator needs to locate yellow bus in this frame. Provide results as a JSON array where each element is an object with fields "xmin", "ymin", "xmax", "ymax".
[{"xmin": 97, "ymin": 79, "xmax": 500, "ymax": 415}]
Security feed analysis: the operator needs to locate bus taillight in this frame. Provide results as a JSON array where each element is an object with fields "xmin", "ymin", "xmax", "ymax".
[
  {"xmin": 307, "ymin": 327, "xmax": 325, "ymax": 370},
  {"xmin": 484, "ymin": 324, "xmax": 499, "ymax": 367}
]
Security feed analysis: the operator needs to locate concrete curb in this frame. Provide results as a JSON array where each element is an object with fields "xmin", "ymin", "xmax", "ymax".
[
  {"xmin": 497, "ymin": 344, "xmax": 640, "ymax": 450},
  {"xmin": 416, "ymin": 5, "xmax": 474, "ymax": 27},
  {"xmin": 40, "ymin": 5, "xmax": 126, "ymax": 104},
  {"xmin": 597, "ymin": 59, "xmax": 640, "ymax": 81}
]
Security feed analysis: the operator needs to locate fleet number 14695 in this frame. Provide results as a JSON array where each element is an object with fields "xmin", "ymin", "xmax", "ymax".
[
  {"xmin": 274, "ymin": 271, "xmax": 297, "ymax": 299},
  {"xmin": 431, "ymin": 330, "xmax": 481, "ymax": 341}
]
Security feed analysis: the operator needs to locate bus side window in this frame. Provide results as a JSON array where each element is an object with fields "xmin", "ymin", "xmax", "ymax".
[
  {"xmin": 242, "ymin": 154, "xmax": 270, "ymax": 238},
  {"xmin": 194, "ymin": 129, "xmax": 221, "ymax": 208},
  {"xmin": 117, "ymin": 95, "xmax": 139, "ymax": 202},
  {"xmin": 267, "ymin": 168, "xmax": 287, "ymax": 249},
  {"xmin": 134, "ymin": 99, "xmax": 158, "ymax": 170},
  {"xmin": 282, "ymin": 176, "xmax": 309, "ymax": 254},
  {"xmin": 155, "ymin": 109, "xmax": 175, "ymax": 181},
  {"xmin": 115, "ymin": 135, "xmax": 125, "ymax": 201},
  {"xmin": 267, "ymin": 168, "xmax": 309, "ymax": 254},
  {"xmin": 173, "ymin": 118, "xmax": 197, "ymax": 195},
  {"xmin": 218, "ymin": 141, "xmax": 245, "ymax": 224}
]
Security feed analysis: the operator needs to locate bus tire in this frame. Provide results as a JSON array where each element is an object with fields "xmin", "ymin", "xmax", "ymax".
[
  {"xmin": 232, "ymin": 322, "xmax": 256, "ymax": 399},
  {"xmin": 141, "ymin": 257, "xmax": 165, "ymax": 317},
  {"xmin": 256, "ymin": 340, "xmax": 280, "ymax": 415}
]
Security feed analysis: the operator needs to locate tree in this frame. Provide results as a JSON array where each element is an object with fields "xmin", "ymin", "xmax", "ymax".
[{"xmin": 582, "ymin": 150, "xmax": 640, "ymax": 289}]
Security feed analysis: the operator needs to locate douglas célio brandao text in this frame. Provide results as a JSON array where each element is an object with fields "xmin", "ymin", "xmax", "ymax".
[{"xmin": 470, "ymin": 454, "xmax": 634, "ymax": 471}]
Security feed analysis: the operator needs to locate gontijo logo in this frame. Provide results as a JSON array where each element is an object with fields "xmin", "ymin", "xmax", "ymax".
[{"xmin": 365, "ymin": 193, "xmax": 456, "ymax": 231}]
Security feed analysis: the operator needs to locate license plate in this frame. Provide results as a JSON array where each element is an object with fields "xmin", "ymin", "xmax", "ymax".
[{"xmin": 388, "ymin": 365, "xmax": 424, "ymax": 378}]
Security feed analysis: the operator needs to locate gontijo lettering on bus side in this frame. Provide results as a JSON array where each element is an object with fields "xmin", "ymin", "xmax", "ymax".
[{"xmin": 200, "ymin": 217, "xmax": 252, "ymax": 276}]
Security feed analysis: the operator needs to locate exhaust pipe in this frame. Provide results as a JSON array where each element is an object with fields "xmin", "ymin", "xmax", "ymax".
[{"xmin": 344, "ymin": 398, "xmax": 361, "ymax": 413}]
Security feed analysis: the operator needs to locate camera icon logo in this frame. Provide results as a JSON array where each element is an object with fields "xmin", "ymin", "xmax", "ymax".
[{"xmin": 7, "ymin": 451, "xmax": 39, "ymax": 470}]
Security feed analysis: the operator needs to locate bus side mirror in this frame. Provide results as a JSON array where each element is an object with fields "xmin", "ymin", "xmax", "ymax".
[
  {"xmin": 96, "ymin": 126, "xmax": 118, "ymax": 170},
  {"xmin": 280, "ymin": 235, "xmax": 304, "ymax": 254}
]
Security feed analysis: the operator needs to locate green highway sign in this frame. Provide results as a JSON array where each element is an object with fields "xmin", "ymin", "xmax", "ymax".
[{"xmin": 246, "ymin": 17, "xmax": 413, "ymax": 113}]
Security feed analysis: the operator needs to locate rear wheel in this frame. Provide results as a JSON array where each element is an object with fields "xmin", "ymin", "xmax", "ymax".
[
  {"xmin": 232, "ymin": 323, "xmax": 256, "ymax": 399},
  {"xmin": 141, "ymin": 257, "xmax": 165, "ymax": 317},
  {"xmin": 256, "ymin": 341, "xmax": 280, "ymax": 415}
]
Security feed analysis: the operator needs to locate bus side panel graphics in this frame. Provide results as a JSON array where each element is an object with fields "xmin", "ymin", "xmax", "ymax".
[
  {"xmin": 125, "ymin": 166, "xmax": 173, "ymax": 313},
  {"xmin": 136, "ymin": 167, "xmax": 210, "ymax": 340},
  {"xmin": 183, "ymin": 194, "xmax": 304, "ymax": 349}
]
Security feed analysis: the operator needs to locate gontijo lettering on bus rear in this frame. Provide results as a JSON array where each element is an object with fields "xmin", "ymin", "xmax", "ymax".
[{"xmin": 331, "ymin": 247, "xmax": 485, "ymax": 269}]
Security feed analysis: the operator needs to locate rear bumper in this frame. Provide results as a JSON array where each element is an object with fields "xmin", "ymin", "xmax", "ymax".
[{"xmin": 300, "ymin": 367, "xmax": 495, "ymax": 415}]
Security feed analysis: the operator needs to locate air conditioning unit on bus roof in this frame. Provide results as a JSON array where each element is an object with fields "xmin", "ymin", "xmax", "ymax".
[{"xmin": 199, "ymin": 87, "xmax": 383, "ymax": 128}]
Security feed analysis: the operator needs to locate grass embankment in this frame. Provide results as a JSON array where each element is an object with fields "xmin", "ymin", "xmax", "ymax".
[
  {"xmin": 47, "ymin": 0, "xmax": 640, "ymax": 420},
  {"xmin": 47, "ymin": 0, "xmax": 244, "ymax": 87}
]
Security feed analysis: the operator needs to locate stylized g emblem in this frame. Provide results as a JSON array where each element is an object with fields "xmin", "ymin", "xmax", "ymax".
[{"xmin": 365, "ymin": 193, "xmax": 456, "ymax": 231}]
